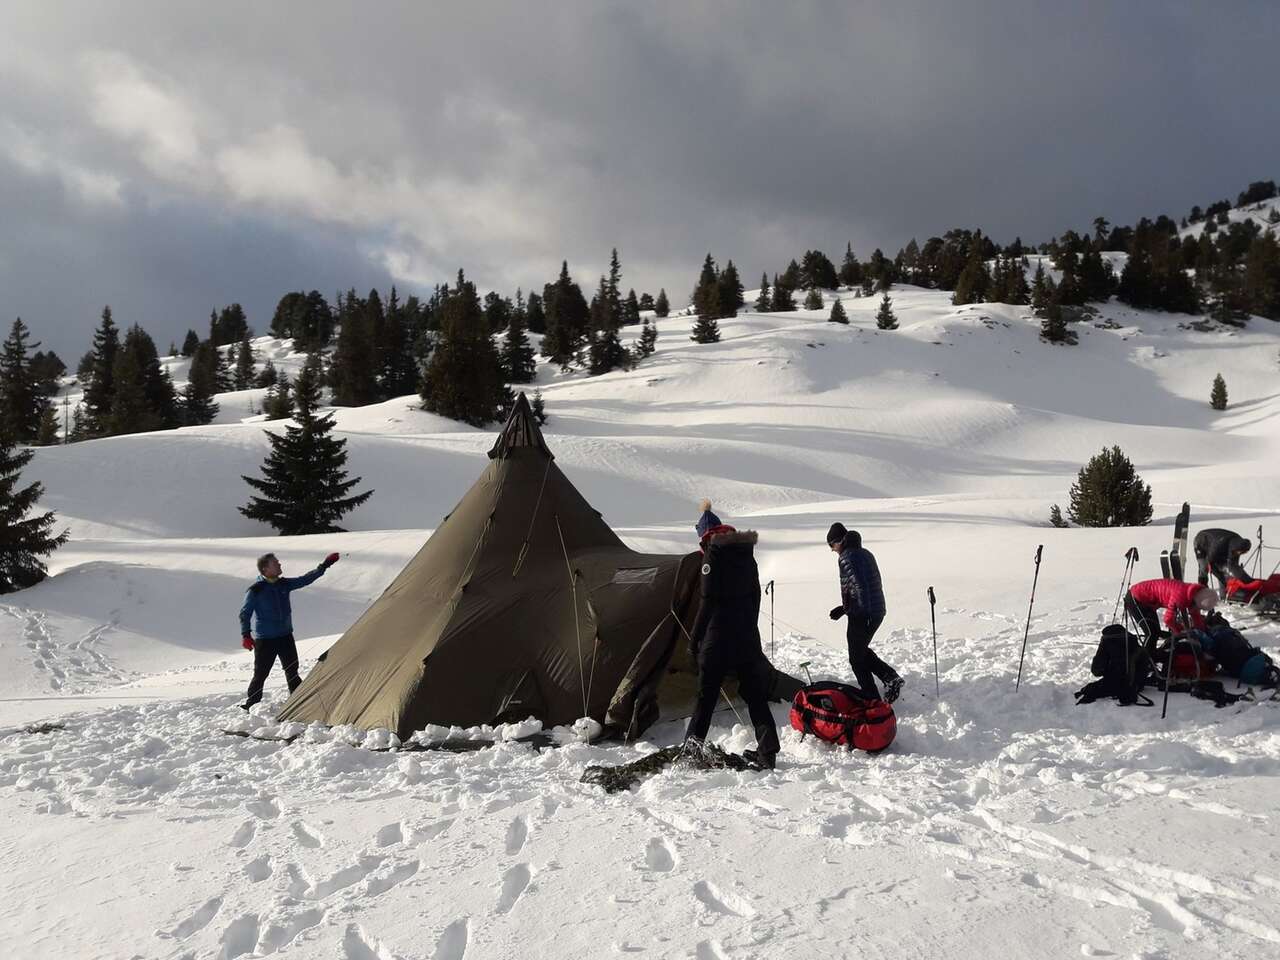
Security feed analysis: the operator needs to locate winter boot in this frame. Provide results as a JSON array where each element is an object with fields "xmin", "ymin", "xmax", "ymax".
[
  {"xmin": 742, "ymin": 748, "xmax": 776, "ymax": 771},
  {"xmin": 883, "ymin": 675, "xmax": 904, "ymax": 704}
]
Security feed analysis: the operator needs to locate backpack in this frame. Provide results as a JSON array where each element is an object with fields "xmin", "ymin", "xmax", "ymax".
[
  {"xmin": 790, "ymin": 682, "xmax": 896, "ymax": 753},
  {"xmin": 1201, "ymin": 624, "xmax": 1275, "ymax": 684},
  {"xmin": 1076, "ymin": 624, "xmax": 1154, "ymax": 706}
]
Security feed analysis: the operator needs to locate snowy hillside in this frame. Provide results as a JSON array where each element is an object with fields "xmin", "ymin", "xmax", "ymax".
[{"xmin": 3, "ymin": 282, "xmax": 1280, "ymax": 959}]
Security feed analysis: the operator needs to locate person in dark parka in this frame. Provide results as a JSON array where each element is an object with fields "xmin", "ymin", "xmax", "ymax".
[
  {"xmin": 683, "ymin": 506, "xmax": 780, "ymax": 769},
  {"xmin": 1194, "ymin": 528, "xmax": 1252, "ymax": 592},
  {"xmin": 827, "ymin": 523, "xmax": 903, "ymax": 702}
]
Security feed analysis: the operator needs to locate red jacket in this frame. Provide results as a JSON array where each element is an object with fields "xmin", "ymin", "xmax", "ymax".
[{"xmin": 1128, "ymin": 578, "xmax": 1205, "ymax": 631}]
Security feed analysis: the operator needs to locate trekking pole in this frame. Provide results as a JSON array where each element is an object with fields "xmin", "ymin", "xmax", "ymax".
[
  {"xmin": 1014, "ymin": 545, "xmax": 1044, "ymax": 692},
  {"xmin": 1111, "ymin": 547, "xmax": 1139, "ymax": 623},
  {"xmin": 764, "ymin": 580, "xmax": 775, "ymax": 659},
  {"xmin": 1253, "ymin": 525, "xmax": 1264, "ymax": 579},
  {"xmin": 1161, "ymin": 609, "xmax": 1187, "ymax": 720},
  {"xmin": 927, "ymin": 586, "xmax": 939, "ymax": 698},
  {"xmin": 798, "ymin": 661, "xmax": 813, "ymax": 685}
]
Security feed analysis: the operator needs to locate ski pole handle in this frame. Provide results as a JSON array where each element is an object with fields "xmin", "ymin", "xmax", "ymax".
[
  {"xmin": 927, "ymin": 586, "xmax": 936, "ymax": 606},
  {"xmin": 764, "ymin": 580, "xmax": 774, "ymax": 595},
  {"xmin": 1034, "ymin": 544, "xmax": 1043, "ymax": 566},
  {"xmin": 1125, "ymin": 546, "xmax": 1139, "ymax": 563}
]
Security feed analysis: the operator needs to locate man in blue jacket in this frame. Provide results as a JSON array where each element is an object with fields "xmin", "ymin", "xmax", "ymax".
[
  {"xmin": 239, "ymin": 551, "xmax": 339, "ymax": 709},
  {"xmin": 826, "ymin": 523, "xmax": 902, "ymax": 702}
]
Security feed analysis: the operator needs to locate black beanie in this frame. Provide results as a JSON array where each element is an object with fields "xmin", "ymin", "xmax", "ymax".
[{"xmin": 826, "ymin": 522, "xmax": 847, "ymax": 545}]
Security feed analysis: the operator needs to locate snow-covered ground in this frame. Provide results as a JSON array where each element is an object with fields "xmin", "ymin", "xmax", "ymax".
[{"xmin": 3, "ymin": 279, "xmax": 1280, "ymax": 959}]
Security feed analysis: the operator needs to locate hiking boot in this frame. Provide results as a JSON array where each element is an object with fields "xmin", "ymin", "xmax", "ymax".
[
  {"xmin": 883, "ymin": 675, "xmax": 904, "ymax": 704},
  {"xmin": 674, "ymin": 737, "xmax": 707, "ymax": 768},
  {"xmin": 238, "ymin": 702, "xmax": 250, "ymax": 712},
  {"xmin": 743, "ymin": 749, "xmax": 776, "ymax": 771}
]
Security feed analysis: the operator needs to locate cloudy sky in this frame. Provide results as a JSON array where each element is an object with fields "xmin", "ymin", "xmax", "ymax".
[{"xmin": 2, "ymin": 2, "xmax": 1277, "ymax": 356}]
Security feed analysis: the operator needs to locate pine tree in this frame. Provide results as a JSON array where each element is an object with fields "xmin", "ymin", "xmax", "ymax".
[
  {"xmin": 35, "ymin": 405, "xmax": 59, "ymax": 446},
  {"xmin": 181, "ymin": 329, "xmax": 200, "ymax": 357},
  {"xmin": 1210, "ymin": 373, "xmax": 1228, "ymax": 410},
  {"xmin": 233, "ymin": 332, "xmax": 255, "ymax": 389},
  {"xmin": 329, "ymin": 289, "xmax": 380, "ymax": 405},
  {"xmin": 624, "ymin": 289, "xmax": 642, "ymax": 327},
  {"xmin": 502, "ymin": 298, "xmax": 537, "ymax": 383},
  {"xmin": 421, "ymin": 271, "xmax": 511, "ymax": 425},
  {"xmin": 181, "ymin": 341, "xmax": 221, "ymax": 425},
  {"xmin": 240, "ymin": 396, "xmax": 373, "ymax": 535},
  {"xmin": 541, "ymin": 262, "xmax": 590, "ymax": 371},
  {"xmin": 636, "ymin": 318, "xmax": 658, "ymax": 357},
  {"xmin": 531, "ymin": 389, "xmax": 547, "ymax": 425},
  {"xmin": 828, "ymin": 299, "xmax": 849, "ymax": 324},
  {"xmin": 692, "ymin": 254, "xmax": 721, "ymax": 320},
  {"xmin": 0, "ymin": 319, "xmax": 47, "ymax": 443},
  {"xmin": 951, "ymin": 246, "xmax": 990, "ymax": 305},
  {"xmin": 717, "ymin": 260, "xmax": 744, "ymax": 316},
  {"xmin": 654, "ymin": 289, "xmax": 670, "ymax": 318},
  {"xmin": 839, "ymin": 243, "xmax": 862, "ymax": 287},
  {"xmin": 589, "ymin": 276, "xmax": 628, "ymax": 375},
  {"xmin": 1039, "ymin": 302, "xmax": 1076, "ymax": 345},
  {"xmin": 262, "ymin": 374, "xmax": 294, "ymax": 421},
  {"xmin": 1066, "ymin": 446, "xmax": 1153, "ymax": 527},
  {"xmin": 690, "ymin": 312, "xmax": 721, "ymax": 344},
  {"xmin": 255, "ymin": 359, "xmax": 278, "ymax": 389},
  {"xmin": 29, "ymin": 351, "xmax": 66, "ymax": 398},
  {"xmin": 606, "ymin": 248, "xmax": 625, "ymax": 330},
  {"xmin": 378, "ymin": 286, "xmax": 419, "ymax": 399},
  {"xmin": 754, "ymin": 273, "xmax": 771, "ymax": 312},
  {"xmin": 0, "ymin": 438, "xmax": 67, "ymax": 592},
  {"xmin": 213, "ymin": 304, "xmax": 249, "ymax": 346},
  {"xmin": 525, "ymin": 291, "xmax": 546, "ymax": 334},
  {"xmin": 875, "ymin": 292, "xmax": 898, "ymax": 330},
  {"xmin": 803, "ymin": 286, "xmax": 824, "ymax": 310},
  {"xmin": 771, "ymin": 274, "xmax": 796, "ymax": 311},
  {"xmin": 1048, "ymin": 504, "xmax": 1067, "ymax": 528},
  {"xmin": 638, "ymin": 292, "xmax": 655, "ymax": 311},
  {"xmin": 1030, "ymin": 262, "xmax": 1050, "ymax": 313},
  {"xmin": 83, "ymin": 306, "xmax": 120, "ymax": 434}
]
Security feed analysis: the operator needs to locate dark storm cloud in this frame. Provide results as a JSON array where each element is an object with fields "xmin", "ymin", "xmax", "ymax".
[{"xmin": 1, "ymin": 1, "xmax": 1277, "ymax": 355}]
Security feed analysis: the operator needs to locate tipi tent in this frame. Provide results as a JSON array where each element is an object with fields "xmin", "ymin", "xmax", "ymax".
[{"xmin": 280, "ymin": 394, "xmax": 785, "ymax": 740}]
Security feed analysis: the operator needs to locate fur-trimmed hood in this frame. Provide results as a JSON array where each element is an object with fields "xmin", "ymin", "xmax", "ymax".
[{"xmin": 706, "ymin": 529, "xmax": 758, "ymax": 547}]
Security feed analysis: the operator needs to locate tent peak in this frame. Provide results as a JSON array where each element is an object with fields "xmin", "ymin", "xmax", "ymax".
[{"xmin": 488, "ymin": 392, "xmax": 553, "ymax": 460}]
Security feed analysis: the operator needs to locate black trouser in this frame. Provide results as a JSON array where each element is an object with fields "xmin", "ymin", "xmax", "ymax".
[
  {"xmin": 846, "ymin": 614, "xmax": 895, "ymax": 699},
  {"xmin": 1123, "ymin": 596, "xmax": 1162, "ymax": 648},
  {"xmin": 1195, "ymin": 547, "xmax": 1211, "ymax": 587},
  {"xmin": 685, "ymin": 644, "xmax": 781, "ymax": 758},
  {"xmin": 245, "ymin": 633, "xmax": 302, "ymax": 707}
]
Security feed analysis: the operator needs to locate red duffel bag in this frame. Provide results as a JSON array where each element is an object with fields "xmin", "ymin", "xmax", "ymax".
[{"xmin": 790, "ymin": 681, "xmax": 896, "ymax": 753}]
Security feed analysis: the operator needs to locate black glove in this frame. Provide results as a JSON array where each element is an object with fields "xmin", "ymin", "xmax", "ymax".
[{"xmin": 829, "ymin": 606, "xmax": 844, "ymax": 621}]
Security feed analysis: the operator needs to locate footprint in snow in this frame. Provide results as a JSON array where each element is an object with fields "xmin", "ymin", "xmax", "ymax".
[
  {"xmin": 243, "ymin": 855, "xmax": 273, "ymax": 883},
  {"xmin": 504, "ymin": 815, "xmax": 530, "ymax": 855},
  {"xmin": 244, "ymin": 796, "xmax": 281, "ymax": 819},
  {"xmin": 643, "ymin": 836, "xmax": 677, "ymax": 872},
  {"xmin": 340, "ymin": 923, "xmax": 395, "ymax": 960},
  {"xmin": 255, "ymin": 906, "xmax": 326, "ymax": 954},
  {"xmin": 228, "ymin": 819, "xmax": 257, "ymax": 849},
  {"xmin": 696, "ymin": 941, "xmax": 730, "ymax": 960},
  {"xmin": 216, "ymin": 913, "xmax": 260, "ymax": 960},
  {"xmin": 365, "ymin": 858, "xmax": 420, "ymax": 897},
  {"xmin": 693, "ymin": 879, "xmax": 757, "ymax": 918},
  {"xmin": 375, "ymin": 821, "xmax": 404, "ymax": 847},
  {"xmin": 495, "ymin": 863, "xmax": 533, "ymax": 914},
  {"xmin": 156, "ymin": 896, "xmax": 222, "ymax": 940},
  {"xmin": 291, "ymin": 821, "xmax": 324, "ymax": 848},
  {"xmin": 432, "ymin": 917, "xmax": 470, "ymax": 960}
]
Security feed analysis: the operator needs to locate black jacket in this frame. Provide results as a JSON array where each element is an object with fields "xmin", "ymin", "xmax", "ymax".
[
  {"xmin": 690, "ymin": 530, "xmax": 762, "ymax": 657},
  {"xmin": 1194, "ymin": 528, "xmax": 1251, "ymax": 580},
  {"xmin": 837, "ymin": 531, "xmax": 886, "ymax": 620}
]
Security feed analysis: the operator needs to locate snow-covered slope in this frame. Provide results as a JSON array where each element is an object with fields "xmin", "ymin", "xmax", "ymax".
[{"xmin": 3, "ymin": 285, "xmax": 1279, "ymax": 959}]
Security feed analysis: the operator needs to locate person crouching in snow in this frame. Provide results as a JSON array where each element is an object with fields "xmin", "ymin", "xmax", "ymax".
[
  {"xmin": 1124, "ymin": 578, "xmax": 1217, "ymax": 647},
  {"xmin": 239, "ymin": 551, "xmax": 339, "ymax": 710},
  {"xmin": 827, "ymin": 523, "xmax": 903, "ymax": 703},
  {"xmin": 681, "ymin": 500, "xmax": 781, "ymax": 770}
]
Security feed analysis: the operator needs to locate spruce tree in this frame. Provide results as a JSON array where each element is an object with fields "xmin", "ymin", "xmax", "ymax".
[
  {"xmin": 1066, "ymin": 446, "xmax": 1153, "ymax": 527},
  {"xmin": 525, "ymin": 291, "xmax": 546, "ymax": 334},
  {"xmin": 771, "ymin": 274, "xmax": 796, "ymax": 311},
  {"xmin": 531, "ymin": 389, "xmax": 547, "ymax": 425},
  {"xmin": 828, "ymin": 299, "xmax": 849, "ymax": 324},
  {"xmin": 605, "ymin": 248, "xmax": 625, "ymax": 330},
  {"xmin": 692, "ymin": 254, "xmax": 721, "ymax": 320},
  {"xmin": 639, "ymin": 292, "xmax": 655, "ymax": 311},
  {"xmin": 35, "ymin": 405, "xmax": 60, "ymax": 446},
  {"xmin": 378, "ymin": 286, "xmax": 419, "ymax": 398},
  {"xmin": 0, "ymin": 319, "xmax": 47, "ymax": 443},
  {"xmin": 240, "ymin": 393, "xmax": 372, "ymax": 535},
  {"xmin": 1030, "ymin": 262, "xmax": 1050, "ymax": 313},
  {"xmin": 83, "ymin": 306, "xmax": 120, "ymax": 434},
  {"xmin": 1210, "ymin": 373, "xmax": 1228, "ymax": 410},
  {"xmin": 624, "ymin": 289, "xmax": 642, "ymax": 327},
  {"xmin": 839, "ymin": 243, "xmax": 862, "ymax": 287},
  {"xmin": 29, "ymin": 351, "xmax": 66, "ymax": 398},
  {"xmin": 214, "ymin": 304, "xmax": 249, "ymax": 345},
  {"xmin": 1039, "ymin": 302, "xmax": 1076, "ymax": 345},
  {"xmin": 690, "ymin": 312, "xmax": 721, "ymax": 344},
  {"xmin": 181, "ymin": 329, "xmax": 200, "ymax": 357},
  {"xmin": 106, "ymin": 338, "xmax": 156, "ymax": 435},
  {"xmin": 541, "ymin": 262, "xmax": 590, "ymax": 371},
  {"xmin": 233, "ymin": 332, "xmax": 255, "ymax": 389},
  {"xmin": 0, "ymin": 438, "xmax": 67, "ymax": 592},
  {"xmin": 502, "ymin": 299, "xmax": 537, "ymax": 383},
  {"xmin": 589, "ymin": 276, "xmax": 628, "ymax": 375},
  {"xmin": 636, "ymin": 318, "xmax": 658, "ymax": 357},
  {"xmin": 875, "ymin": 292, "xmax": 898, "ymax": 330},
  {"xmin": 803, "ymin": 286, "xmax": 824, "ymax": 310},
  {"xmin": 421, "ymin": 271, "xmax": 511, "ymax": 425},
  {"xmin": 717, "ymin": 260, "xmax": 744, "ymax": 316},
  {"xmin": 1048, "ymin": 504, "xmax": 1067, "ymax": 528},
  {"xmin": 951, "ymin": 247, "xmax": 990, "ymax": 305},
  {"xmin": 754, "ymin": 273, "xmax": 771, "ymax": 313},
  {"xmin": 654, "ymin": 289, "xmax": 670, "ymax": 318},
  {"xmin": 181, "ymin": 341, "xmax": 221, "ymax": 425},
  {"xmin": 262, "ymin": 374, "xmax": 294, "ymax": 421},
  {"xmin": 255, "ymin": 359, "xmax": 278, "ymax": 389}
]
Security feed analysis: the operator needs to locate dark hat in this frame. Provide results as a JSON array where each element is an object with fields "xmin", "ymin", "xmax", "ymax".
[
  {"xmin": 826, "ymin": 522, "xmax": 847, "ymax": 545},
  {"xmin": 695, "ymin": 499, "xmax": 722, "ymax": 540}
]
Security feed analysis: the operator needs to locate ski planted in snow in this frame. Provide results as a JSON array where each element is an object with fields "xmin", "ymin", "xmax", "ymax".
[
  {"xmin": 1170, "ymin": 501, "xmax": 1191, "ymax": 580},
  {"xmin": 1160, "ymin": 550, "xmax": 1172, "ymax": 579}
]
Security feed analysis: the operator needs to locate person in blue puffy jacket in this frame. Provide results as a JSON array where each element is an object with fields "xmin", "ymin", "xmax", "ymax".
[
  {"xmin": 238, "ymin": 551, "xmax": 339, "ymax": 709},
  {"xmin": 826, "ymin": 523, "xmax": 902, "ymax": 702}
]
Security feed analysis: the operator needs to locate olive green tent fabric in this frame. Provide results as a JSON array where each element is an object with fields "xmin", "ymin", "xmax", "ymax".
[{"xmin": 278, "ymin": 393, "xmax": 750, "ymax": 740}]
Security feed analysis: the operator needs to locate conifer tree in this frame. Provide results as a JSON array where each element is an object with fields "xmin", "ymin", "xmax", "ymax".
[
  {"xmin": 1030, "ymin": 262, "xmax": 1051, "ymax": 313},
  {"xmin": 502, "ymin": 297, "xmax": 537, "ymax": 383},
  {"xmin": 589, "ymin": 277, "xmax": 628, "ymax": 375},
  {"xmin": 754, "ymin": 273, "xmax": 771, "ymax": 312},
  {"xmin": 624, "ymin": 289, "xmax": 642, "ymax": 326},
  {"xmin": 654, "ymin": 289, "xmax": 670, "ymax": 318},
  {"xmin": 35, "ymin": 405, "xmax": 59, "ymax": 446},
  {"xmin": 531, "ymin": 389, "xmax": 547, "ymax": 425},
  {"xmin": 1048, "ymin": 504, "xmax": 1067, "ymax": 528},
  {"xmin": 421, "ymin": 271, "xmax": 511, "ymax": 425},
  {"xmin": 839, "ymin": 243, "xmax": 862, "ymax": 287},
  {"xmin": 605, "ymin": 248, "xmax": 625, "ymax": 330},
  {"xmin": 771, "ymin": 274, "xmax": 796, "ymax": 311},
  {"xmin": 213, "ymin": 303, "xmax": 249, "ymax": 346},
  {"xmin": 0, "ymin": 319, "xmax": 47, "ymax": 443},
  {"xmin": 803, "ymin": 286, "xmax": 824, "ymax": 310},
  {"xmin": 951, "ymin": 246, "xmax": 990, "ymax": 305},
  {"xmin": 1067, "ymin": 446, "xmax": 1152, "ymax": 527},
  {"xmin": 525, "ymin": 291, "xmax": 546, "ymax": 335},
  {"xmin": 378, "ymin": 286, "xmax": 419, "ymax": 398},
  {"xmin": 0, "ymin": 437, "xmax": 67, "ymax": 592},
  {"xmin": 828, "ymin": 299, "xmax": 849, "ymax": 324},
  {"xmin": 233, "ymin": 332, "xmax": 255, "ymax": 389},
  {"xmin": 639, "ymin": 292, "xmax": 655, "ymax": 311},
  {"xmin": 241, "ymin": 386, "xmax": 372, "ymax": 535},
  {"xmin": 83, "ymin": 306, "xmax": 120, "ymax": 434},
  {"xmin": 330, "ymin": 289, "xmax": 380, "ymax": 405},
  {"xmin": 692, "ymin": 254, "xmax": 721, "ymax": 320},
  {"xmin": 1039, "ymin": 302, "xmax": 1076, "ymax": 345},
  {"xmin": 181, "ymin": 330, "xmax": 200, "ymax": 357},
  {"xmin": 213, "ymin": 341, "xmax": 233, "ymax": 392},
  {"xmin": 1210, "ymin": 373, "xmax": 1228, "ymax": 410},
  {"xmin": 875, "ymin": 291, "xmax": 898, "ymax": 330},
  {"xmin": 690, "ymin": 312, "xmax": 721, "ymax": 344},
  {"xmin": 542, "ymin": 262, "xmax": 590, "ymax": 371},
  {"xmin": 636, "ymin": 318, "xmax": 658, "ymax": 357},
  {"xmin": 262, "ymin": 374, "xmax": 294, "ymax": 420},
  {"xmin": 181, "ymin": 341, "xmax": 221, "ymax": 426},
  {"xmin": 29, "ymin": 351, "xmax": 66, "ymax": 398},
  {"xmin": 106, "ymin": 341, "xmax": 156, "ymax": 435},
  {"xmin": 718, "ymin": 260, "xmax": 744, "ymax": 316},
  {"xmin": 255, "ymin": 359, "xmax": 278, "ymax": 389}
]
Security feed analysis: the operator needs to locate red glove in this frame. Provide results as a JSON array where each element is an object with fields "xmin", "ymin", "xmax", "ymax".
[
  {"xmin": 323, "ymin": 552, "xmax": 340, "ymax": 567},
  {"xmin": 242, "ymin": 635, "xmax": 254, "ymax": 651}
]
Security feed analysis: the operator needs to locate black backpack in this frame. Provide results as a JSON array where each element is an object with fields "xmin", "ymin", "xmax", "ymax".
[{"xmin": 1076, "ymin": 624, "xmax": 1154, "ymax": 706}]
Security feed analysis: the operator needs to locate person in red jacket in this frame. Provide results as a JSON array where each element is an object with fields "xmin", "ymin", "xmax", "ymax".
[{"xmin": 1124, "ymin": 578, "xmax": 1217, "ymax": 644}]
